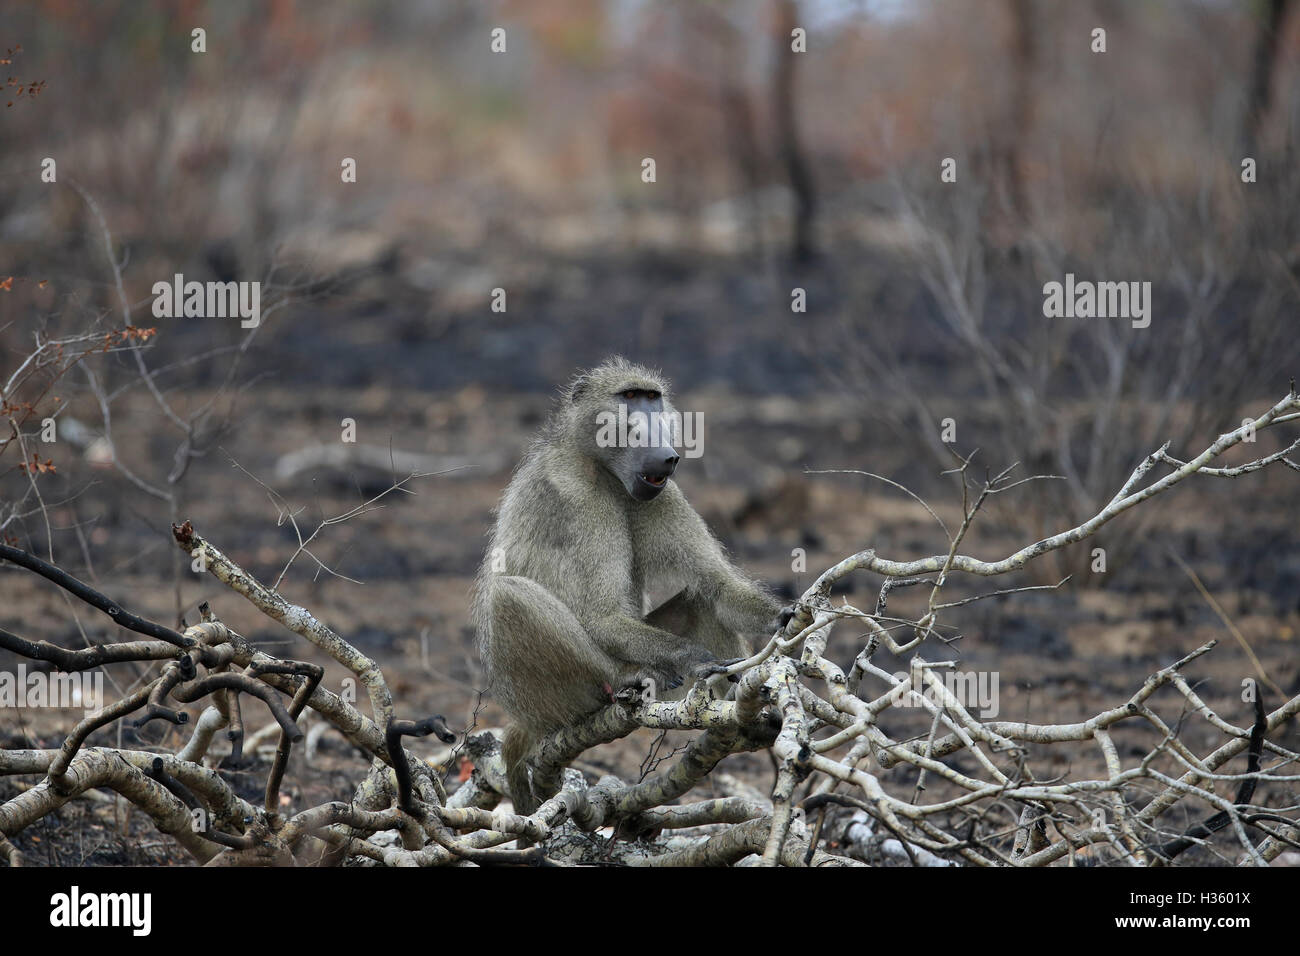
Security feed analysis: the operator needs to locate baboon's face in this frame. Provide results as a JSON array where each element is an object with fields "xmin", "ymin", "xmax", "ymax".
[{"xmin": 594, "ymin": 385, "xmax": 680, "ymax": 502}]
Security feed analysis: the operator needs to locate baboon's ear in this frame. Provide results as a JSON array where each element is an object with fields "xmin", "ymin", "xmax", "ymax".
[{"xmin": 567, "ymin": 373, "xmax": 591, "ymax": 404}]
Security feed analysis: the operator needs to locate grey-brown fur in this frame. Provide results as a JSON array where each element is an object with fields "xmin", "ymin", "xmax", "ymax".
[{"xmin": 471, "ymin": 357, "xmax": 783, "ymax": 812}]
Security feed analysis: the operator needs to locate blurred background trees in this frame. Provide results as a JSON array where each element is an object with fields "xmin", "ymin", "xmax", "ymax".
[{"xmin": 2, "ymin": 0, "xmax": 1298, "ymax": 694}]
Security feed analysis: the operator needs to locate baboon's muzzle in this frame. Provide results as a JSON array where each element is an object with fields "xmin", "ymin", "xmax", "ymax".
[{"xmin": 632, "ymin": 447, "xmax": 679, "ymax": 500}]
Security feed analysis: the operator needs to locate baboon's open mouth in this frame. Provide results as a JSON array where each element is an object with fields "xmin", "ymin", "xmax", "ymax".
[{"xmin": 639, "ymin": 473, "xmax": 667, "ymax": 487}]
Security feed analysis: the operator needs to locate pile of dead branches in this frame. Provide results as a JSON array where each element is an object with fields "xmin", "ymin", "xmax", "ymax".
[{"xmin": 2, "ymin": 388, "xmax": 1299, "ymax": 866}]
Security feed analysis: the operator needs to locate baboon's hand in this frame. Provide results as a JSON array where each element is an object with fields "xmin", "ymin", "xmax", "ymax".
[
  {"xmin": 617, "ymin": 666, "xmax": 681, "ymax": 702},
  {"xmin": 690, "ymin": 657, "xmax": 744, "ymax": 682},
  {"xmin": 774, "ymin": 605, "xmax": 798, "ymax": 633},
  {"xmin": 612, "ymin": 678, "xmax": 652, "ymax": 704},
  {"xmin": 670, "ymin": 645, "xmax": 724, "ymax": 683}
]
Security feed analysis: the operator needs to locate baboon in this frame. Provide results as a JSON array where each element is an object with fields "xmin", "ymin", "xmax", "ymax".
[{"xmin": 472, "ymin": 357, "xmax": 788, "ymax": 813}]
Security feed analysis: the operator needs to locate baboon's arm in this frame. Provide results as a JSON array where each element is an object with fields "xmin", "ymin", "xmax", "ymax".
[
  {"xmin": 698, "ymin": 569, "xmax": 782, "ymax": 636},
  {"xmin": 584, "ymin": 612, "xmax": 713, "ymax": 677},
  {"xmin": 640, "ymin": 485, "xmax": 783, "ymax": 637}
]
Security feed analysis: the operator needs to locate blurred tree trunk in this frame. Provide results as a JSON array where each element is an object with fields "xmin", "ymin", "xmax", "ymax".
[
  {"xmin": 722, "ymin": 80, "xmax": 767, "ymax": 261},
  {"xmin": 1243, "ymin": 0, "xmax": 1292, "ymax": 152},
  {"xmin": 1004, "ymin": 0, "xmax": 1036, "ymax": 221},
  {"xmin": 707, "ymin": 6, "xmax": 767, "ymax": 262},
  {"xmin": 772, "ymin": 0, "xmax": 816, "ymax": 263}
]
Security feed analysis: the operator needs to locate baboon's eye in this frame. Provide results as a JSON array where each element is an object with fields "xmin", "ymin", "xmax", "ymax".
[
  {"xmin": 623, "ymin": 390, "xmax": 636, "ymax": 400},
  {"xmin": 647, "ymin": 391, "xmax": 660, "ymax": 401}
]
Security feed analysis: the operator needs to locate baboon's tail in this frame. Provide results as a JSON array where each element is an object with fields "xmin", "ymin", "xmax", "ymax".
[{"xmin": 502, "ymin": 722, "xmax": 538, "ymax": 816}]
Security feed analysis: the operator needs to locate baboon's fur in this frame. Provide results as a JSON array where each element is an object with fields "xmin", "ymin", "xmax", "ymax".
[{"xmin": 472, "ymin": 357, "xmax": 781, "ymax": 812}]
